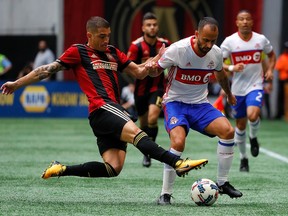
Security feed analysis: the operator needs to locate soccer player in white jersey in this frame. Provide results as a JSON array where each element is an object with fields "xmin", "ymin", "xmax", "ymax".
[
  {"xmin": 146, "ymin": 17, "xmax": 243, "ymax": 205},
  {"xmin": 220, "ymin": 10, "xmax": 276, "ymax": 172}
]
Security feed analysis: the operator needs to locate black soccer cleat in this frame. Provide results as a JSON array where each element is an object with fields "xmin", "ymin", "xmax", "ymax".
[
  {"xmin": 142, "ymin": 155, "xmax": 151, "ymax": 167},
  {"xmin": 217, "ymin": 182, "xmax": 243, "ymax": 198},
  {"xmin": 250, "ymin": 137, "xmax": 259, "ymax": 157},
  {"xmin": 240, "ymin": 158, "xmax": 249, "ymax": 172},
  {"xmin": 157, "ymin": 194, "xmax": 172, "ymax": 205}
]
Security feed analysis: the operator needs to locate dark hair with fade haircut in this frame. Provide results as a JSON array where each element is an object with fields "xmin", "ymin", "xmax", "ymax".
[
  {"xmin": 142, "ymin": 12, "xmax": 157, "ymax": 23},
  {"xmin": 198, "ymin": 17, "xmax": 219, "ymax": 32},
  {"xmin": 237, "ymin": 9, "xmax": 252, "ymax": 16},
  {"xmin": 86, "ymin": 16, "xmax": 110, "ymax": 32}
]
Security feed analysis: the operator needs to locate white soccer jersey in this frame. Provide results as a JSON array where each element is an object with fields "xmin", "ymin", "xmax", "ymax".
[
  {"xmin": 220, "ymin": 32, "xmax": 273, "ymax": 96},
  {"xmin": 158, "ymin": 36, "xmax": 223, "ymax": 104}
]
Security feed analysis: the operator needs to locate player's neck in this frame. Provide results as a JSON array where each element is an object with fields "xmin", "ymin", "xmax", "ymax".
[
  {"xmin": 238, "ymin": 31, "xmax": 252, "ymax": 41},
  {"xmin": 144, "ymin": 35, "xmax": 157, "ymax": 46}
]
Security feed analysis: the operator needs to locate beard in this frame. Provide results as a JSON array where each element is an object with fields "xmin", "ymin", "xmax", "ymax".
[
  {"xmin": 197, "ymin": 40, "xmax": 211, "ymax": 55},
  {"xmin": 146, "ymin": 32, "xmax": 157, "ymax": 39}
]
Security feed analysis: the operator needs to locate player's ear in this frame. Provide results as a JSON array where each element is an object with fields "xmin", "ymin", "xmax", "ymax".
[{"xmin": 87, "ymin": 32, "xmax": 92, "ymax": 39}]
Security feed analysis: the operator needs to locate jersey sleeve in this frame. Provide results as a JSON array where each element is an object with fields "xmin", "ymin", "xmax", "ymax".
[
  {"xmin": 56, "ymin": 45, "xmax": 81, "ymax": 69},
  {"xmin": 262, "ymin": 35, "xmax": 273, "ymax": 55},
  {"xmin": 116, "ymin": 48, "xmax": 132, "ymax": 71},
  {"xmin": 220, "ymin": 38, "xmax": 231, "ymax": 59},
  {"xmin": 158, "ymin": 43, "xmax": 178, "ymax": 69}
]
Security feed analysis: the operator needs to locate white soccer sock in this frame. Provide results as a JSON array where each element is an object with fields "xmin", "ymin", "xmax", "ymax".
[
  {"xmin": 217, "ymin": 139, "xmax": 234, "ymax": 186},
  {"xmin": 248, "ymin": 118, "xmax": 260, "ymax": 139},
  {"xmin": 161, "ymin": 148, "xmax": 182, "ymax": 195},
  {"xmin": 235, "ymin": 127, "xmax": 247, "ymax": 159}
]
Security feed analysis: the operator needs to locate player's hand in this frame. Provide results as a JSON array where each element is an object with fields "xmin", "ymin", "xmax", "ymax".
[
  {"xmin": 226, "ymin": 93, "xmax": 237, "ymax": 106},
  {"xmin": 0, "ymin": 81, "xmax": 17, "ymax": 95},
  {"xmin": 264, "ymin": 69, "xmax": 273, "ymax": 81},
  {"xmin": 234, "ymin": 63, "xmax": 245, "ymax": 72},
  {"xmin": 158, "ymin": 43, "xmax": 166, "ymax": 57}
]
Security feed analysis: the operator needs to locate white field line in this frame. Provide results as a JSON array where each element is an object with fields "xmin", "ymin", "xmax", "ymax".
[{"xmin": 246, "ymin": 144, "xmax": 288, "ymax": 163}]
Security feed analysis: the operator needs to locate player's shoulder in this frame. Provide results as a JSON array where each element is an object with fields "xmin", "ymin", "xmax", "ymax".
[
  {"xmin": 225, "ymin": 32, "xmax": 239, "ymax": 41},
  {"xmin": 131, "ymin": 36, "xmax": 144, "ymax": 45},
  {"xmin": 251, "ymin": 31, "xmax": 267, "ymax": 40},
  {"xmin": 107, "ymin": 45, "xmax": 118, "ymax": 52},
  {"xmin": 157, "ymin": 37, "xmax": 171, "ymax": 45}
]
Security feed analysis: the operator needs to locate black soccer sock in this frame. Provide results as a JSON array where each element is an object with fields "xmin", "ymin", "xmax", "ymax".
[
  {"xmin": 63, "ymin": 161, "xmax": 117, "ymax": 177},
  {"xmin": 133, "ymin": 131, "xmax": 178, "ymax": 167},
  {"xmin": 147, "ymin": 124, "xmax": 158, "ymax": 141}
]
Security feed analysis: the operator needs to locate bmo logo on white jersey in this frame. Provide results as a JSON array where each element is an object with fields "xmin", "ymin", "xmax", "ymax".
[
  {"xmin": 176, "ymin": 68, "xmax": 212, "ymax": 85},
  {"xmin": 233, "ymin": 50, "xmax": 261, "ymax": 64}
]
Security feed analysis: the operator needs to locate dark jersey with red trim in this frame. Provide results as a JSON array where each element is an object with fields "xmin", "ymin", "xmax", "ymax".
[
  {"xmin": 127, "ymin": 37, "xmax": 171, "ymax": 96},
  {"xmin": 57, "ymin": 44, "xmax": 131, "ymax": 114}
]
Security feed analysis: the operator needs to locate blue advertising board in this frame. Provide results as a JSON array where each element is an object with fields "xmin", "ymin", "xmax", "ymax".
[{"xmin": 0, "ymin": 81, "xmax": 89, "ymax": 118}]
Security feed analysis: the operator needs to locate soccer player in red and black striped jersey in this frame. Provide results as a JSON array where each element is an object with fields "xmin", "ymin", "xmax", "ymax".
[
  {"xmin": 127, "ymin": 12, "xmax": 171, "ymax": 167},
  {"xmin": 1, "ymin": 16, "xmax": 208, "ymax": 184}
]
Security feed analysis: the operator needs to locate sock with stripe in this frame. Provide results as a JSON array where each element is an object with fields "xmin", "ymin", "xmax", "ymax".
[
  {"xmin": 161, "ymin": 148, "xmax": 181, "ymax": 195},
  {"xmin": 248, "ymin": 117, "xmax": 260, "ymax": 138},
  {"xmin": 217, "ymin": 139, "xmax": 234, "ymax": 186},
  {"xmin": 133, "ymin": 131, "xmax": 178, "ymax": 167},
  {"xmin": 235, "ymin": 127, "xmax": 247, "ymax": 159}
]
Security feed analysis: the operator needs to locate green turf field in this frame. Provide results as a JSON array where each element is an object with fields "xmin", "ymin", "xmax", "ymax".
[{"xmin": 0, "ymin": 118, "xmax": 288, "ymax": 216}]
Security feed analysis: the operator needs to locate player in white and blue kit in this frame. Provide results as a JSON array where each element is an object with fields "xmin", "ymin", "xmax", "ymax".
[
  {"xmin": 220, "ymin": 10, "xmax": 276, "ymax": 172},
  {"xmin": 148, "ymin": 17, "xmax": 243, "ymax": 205}
]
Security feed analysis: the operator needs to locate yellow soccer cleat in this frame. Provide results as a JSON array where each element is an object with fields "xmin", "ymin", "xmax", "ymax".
[
  {"xmin": 41, "ymin": 161, "xmax": 66, "ymax": 179},
  {"xmin": 175, "ymin": 158, "xmax": 208, "ymax": 177}
]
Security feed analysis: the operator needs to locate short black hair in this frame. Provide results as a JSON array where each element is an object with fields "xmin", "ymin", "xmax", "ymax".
[
  {"xmin": 198, "ymin": 17, "xmax": 219, "ymax": 32},
  {"xmin": 86, "ymin": 16, "xmax": 110, "ymax": 32},
  {"xmin": 237, "ymin": 9, "xmax": 252, "ymax": 17},
  {"xmin": 143, "ymin": 12, "xmax": 157, "ymax": 23}
]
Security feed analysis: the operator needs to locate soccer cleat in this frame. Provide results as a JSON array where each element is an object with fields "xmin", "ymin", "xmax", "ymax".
[
  {"xmin": 250, "ymin": 137, "xmax": 259, "ymax": 157},
  {"xmin": 175, "ymin": 158, "xmax": 208, "ymax": 177},
  {"xmin": 157, "ymin": 194, "xmax": 172, "ymax": 205},
  {"xmin": 240, "ymin": 158, "xmax": 249, "ymax": 172},
  {"xmin": 41, "ymin": 161, "xmax": 66, "ymax": 179},
  {"xmin": 142, "ymin": 155, "xmax": 151, "ymax": 167},
  {"xmin": 217, "ymin": 182, "xmax": 243, "ymax": 198}
]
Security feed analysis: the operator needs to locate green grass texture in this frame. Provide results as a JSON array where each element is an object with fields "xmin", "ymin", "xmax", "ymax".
[{"xmin": 0, "ymin": 118, "xmax": 288, "ymax": 216}]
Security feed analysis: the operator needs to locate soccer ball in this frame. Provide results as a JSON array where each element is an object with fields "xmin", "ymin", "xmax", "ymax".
[{"xmin": 191, "ymin": 178, "xmax": 219, "ymax": 206}]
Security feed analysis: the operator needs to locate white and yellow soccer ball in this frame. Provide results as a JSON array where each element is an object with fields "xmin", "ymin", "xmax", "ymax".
[{"xmin": 191, "ymin": 178, "xmax": 219, "ymax": 206}]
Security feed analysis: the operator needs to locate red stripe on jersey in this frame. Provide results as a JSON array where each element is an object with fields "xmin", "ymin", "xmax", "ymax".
[
  {"xmin": 175, "ymin": 67, "xmax": 213, "ymax": 85},
  {"xmin": 231, "ymin": 50, "xmax": 262, "ymax": 64}
]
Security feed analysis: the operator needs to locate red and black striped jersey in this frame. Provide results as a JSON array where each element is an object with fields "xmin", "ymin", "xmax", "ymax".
[
  {"xmin": 57, "ymin": 44, "xmax": 131, "ymax": 114},
  {"xmin": 127, "ymin": 37, "xmax": 171, "ymax": 96}
]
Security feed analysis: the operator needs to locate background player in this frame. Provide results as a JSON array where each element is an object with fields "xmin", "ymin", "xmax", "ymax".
[
  {"xmin": 127, "ymin": 12, "xmax": 171, "ymax": 167},
  {"xmin": 220, "ymin": 10, "xmax": 276, "ymax": 172}
]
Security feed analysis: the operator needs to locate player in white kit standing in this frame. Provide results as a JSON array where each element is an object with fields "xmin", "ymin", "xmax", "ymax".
[
  {"xmin": 146, "ymin": 17, "xmax": 243, "ymax": 205},
  {"xmin": 220, "ymin": 10, "xmax": 276, "ymax": 172}
]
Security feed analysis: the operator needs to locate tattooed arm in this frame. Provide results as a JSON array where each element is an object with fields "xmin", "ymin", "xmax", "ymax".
[
  {"xmin": 214, "ymin": 69, "xmax": 237, "ymax": 106},
  {"xmin": 1, "ymin": 62, "xmax": 65, "ymax": 94}
]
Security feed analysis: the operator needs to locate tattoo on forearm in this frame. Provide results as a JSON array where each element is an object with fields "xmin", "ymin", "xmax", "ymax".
[{"xmin": 34, "ymin": 63, "xmax": 62, "ymax": 80}]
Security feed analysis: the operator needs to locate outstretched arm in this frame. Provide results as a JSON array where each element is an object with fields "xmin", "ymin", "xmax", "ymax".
[
  {"xmin": 1, "ymin": 61, "xmax": 65, "ymax": 94},
  {"xmin": 123, "ymin": 43, "xmax": 166, "ymax": 79}
]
